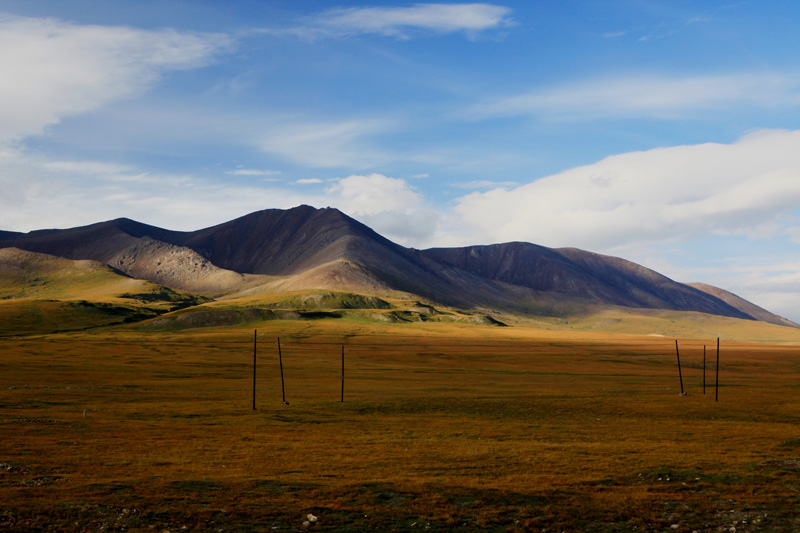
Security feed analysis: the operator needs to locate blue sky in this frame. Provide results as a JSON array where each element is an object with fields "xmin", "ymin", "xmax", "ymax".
[{"xmin": 3, "ymin": 1, "xmax": 800, "ymax": 321}]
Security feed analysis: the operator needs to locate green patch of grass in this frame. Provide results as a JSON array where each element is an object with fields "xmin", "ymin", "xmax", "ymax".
[{"xmin": 266, "ymin": 291, "xmax": 393, "ymax": 310}]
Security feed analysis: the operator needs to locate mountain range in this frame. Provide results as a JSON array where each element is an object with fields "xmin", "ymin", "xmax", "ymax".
[{"xmin": 0, "ymin": 205, "xmax": 795, "ymax": 329}]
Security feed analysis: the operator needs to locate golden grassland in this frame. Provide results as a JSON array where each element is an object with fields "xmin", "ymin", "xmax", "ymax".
[{"xmin": 2, "ymin": 318, "xmax": 800, "ymax": 531}]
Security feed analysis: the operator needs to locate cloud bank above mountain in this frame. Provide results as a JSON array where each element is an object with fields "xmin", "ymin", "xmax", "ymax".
[{"xmin": 447, "ymin": 129, "xmax": 800, "ymax": 251}]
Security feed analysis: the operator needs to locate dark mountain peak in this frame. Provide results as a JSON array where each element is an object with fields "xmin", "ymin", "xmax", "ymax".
[
  {"xmin": 195, "ymin": 205, "xmax": 361, "ymax": 236},
  {"xmin": 0, "ymin": 217, "xmax": 147, "ymax": 263},
  {"xmin": 104, "ymin": 217, "xmax": 183, "ymax": 241},
  {"xmin": 179, "ymin": 205, "xmax": 394, "ymax": 276},
  {"xmin": 6, "ymin": 217, "xmax": 178, "ymax": 242}
]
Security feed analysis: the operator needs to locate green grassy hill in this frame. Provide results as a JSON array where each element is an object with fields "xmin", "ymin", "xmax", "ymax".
[{"xmin": 0, "ymin": 248, "xmax": 206, "ymax": 335}]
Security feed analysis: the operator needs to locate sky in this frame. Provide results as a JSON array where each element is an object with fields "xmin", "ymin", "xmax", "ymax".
[{"xmin": 2, "ymin": 1, "xmax": 800, "ymax": 322}]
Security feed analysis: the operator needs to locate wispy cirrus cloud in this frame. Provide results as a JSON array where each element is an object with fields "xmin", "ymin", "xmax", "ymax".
[
  {"xmin": 226, "ymin": 168, "xmax": 281, "ymax": 177},
  {"xmin": 268, "ymin": 3, "xmax": 513, "ymax": 40},
  {"xmin": 473, "ymin": 73, "xmax": 800, "ymax": 120},
  {"xmin": 0, "ymin": 14, "xmax": 230, "ymax": 144},
  {"xmin": 260, "ymin": 119, "xmax": 392, "ymax": 169},
  {"xmin": 1, "ymin": 148, "xmax": 438, "ymax": 245}
]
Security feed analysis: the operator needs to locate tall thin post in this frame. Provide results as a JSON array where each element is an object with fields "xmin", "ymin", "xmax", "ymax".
[
  {"xmin": 278, "ymin": 337, "xmax": 287, "ymax": 405},
  {"xmin": 675, "ymin": 340, "xmax": 685, "ymax": 395},
  {"xmin": 252, "ymin": 329, "xmax": 257, "ymax": 410},
  {"xmin": 702, "ymin": 345, "xmax": 706, "ymax": 395},
  {"xmin": 341, "ymin": 345, "xmax": 345, "ymax": 403},
  {"xmin": 715, "ymin": 337, "xmax": 720, "ymax": 402}
]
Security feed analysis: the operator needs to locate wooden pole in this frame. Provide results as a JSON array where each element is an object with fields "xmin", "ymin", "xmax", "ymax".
[
  {"xmin": 341, "ymin": 345, "xmax": 345, "ymax": 403},
  {"xmin": 675, "ymin": 340, "xmax": 685, "ymax": 395},
  {"xmin": 715, "ymin": 337, "xmax": 720, "ymax": 402},
  {"xmin": 278, "ymin": 337, "xmax": 287, "ymax": 405},
  {"xmin": 702, "ymin": 345, "xmax": 706, "ymax": 395},
  {"xmin": 252, "ymin": 329, "xmax": 257, "ymax": 410}
]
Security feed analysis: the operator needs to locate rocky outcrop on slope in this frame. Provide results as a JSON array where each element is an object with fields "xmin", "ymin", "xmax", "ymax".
[{"xmin": 108, "ymin": 238, "xmax": 250, "ymax": 293}]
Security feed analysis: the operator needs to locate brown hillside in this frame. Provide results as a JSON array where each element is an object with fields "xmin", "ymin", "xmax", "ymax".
[
  {"xmin": 423, "ymin": 243, "xmax": 751, "ymax": 319},
  {"xmin": 0, "ymin": 206, "xmax": 785, "ymax": 325}
]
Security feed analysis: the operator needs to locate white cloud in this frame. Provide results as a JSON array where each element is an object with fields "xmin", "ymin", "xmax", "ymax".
[
  {"xmin": 326, "ymin": 174, "xmax": 423, "ymax": 215},
  {"xmin": 261, "ymin": 119, "xmax": 391, "ymax": 168},
  {"xmin": 475, "ymin": 73, "xmax": 800, "ymax": 119},
  {"xmin": 293, "ymin": 3, "xmax": 512, "ymax": 39},
  {"xmin": 783, "ymin": 226, "xmax": 800, "ymax": 244},
  {"xmin": 325, "ymin": 173, "xmax": 439, "ymax": 244},
  {"xmin": 1, "ymin": 151, "xmax": 438, "ymax": 245},
  {"xmin": 357, "ymin": 209, "xmax": 442, "ymax": 244},
  {"xmin": 447, "ymin": 129, "xmax": 800, "ymax": 250},
  {"xmin": 227, "ymin": 169, "xmax": 281, "ymax": 177},
  {"xmin": 0, "ymin": 14, "xmax": 229, "ymax": 143},
  {"xmin": 0, "ymin": 149, "xmax": 310, "ymax": 231},
  {"xmin": 295, "ymin": 178, "xmax": 324, "ymax": 184},
  {"xmin": 41, "ymin": 160, "xmax": 135, "ymax": 175}
]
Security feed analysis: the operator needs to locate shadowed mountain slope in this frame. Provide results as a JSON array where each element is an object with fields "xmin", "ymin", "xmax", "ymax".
[
  {"xmin": 0, "ymin": 218, "xmax": 168, "ymax": 263},
  {"xmin": 0, "ymin": 206, "xmax": 790, "ymax": 325},
  {"xmin": 169, "ymin": 206, "xmax": 484, "ymax": 304},
  {"xmin": 176, "ymin": 206, "xmax": 364, "ymax": 275},
  {"xmin": 0, "ymin": 207, "xmax": 457, "ymax": 302},
  {"xmin": 0, "ymin": 220, "xmax": 256, "ymax": 293},
  {"xmin": 422, "ymin": 243, "xmax": 752, "ymax": 319},
  {"xmin": 688, "ymin": 282, "xmax": 799, "ymax": 328}
]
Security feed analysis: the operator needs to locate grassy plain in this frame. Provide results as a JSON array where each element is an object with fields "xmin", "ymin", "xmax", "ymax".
[{"xmin": 2, "ymin": 318, "xmax": 800, "ymax": 531}]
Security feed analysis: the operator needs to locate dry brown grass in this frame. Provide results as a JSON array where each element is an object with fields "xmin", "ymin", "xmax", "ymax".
[{"xmin": 2, "ymin": 319, "xmax": 799, "ymax": 531}]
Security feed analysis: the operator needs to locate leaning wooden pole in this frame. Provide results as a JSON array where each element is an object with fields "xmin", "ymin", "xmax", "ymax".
[
  {"xmin": 715, "ymin": 337, "xmax": 720, "ymax": 402},
  {"xmin": 278, "ymin": 337, "xmax": 287, "ymax": 405},
  {"xmin": 675, "ymin": 340, "xmax": 685, "ymax": 395},
  {"xmin": 252, "ymin": 329, "xmax": 257, "ymax": 410},
  {"xmin": 341, "ymin": 345, "xmax": 345, "ymax": 403}
]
